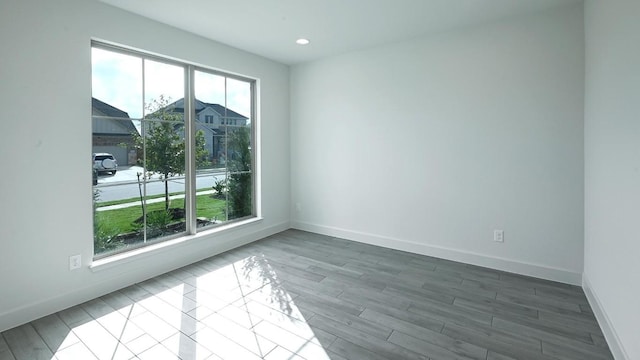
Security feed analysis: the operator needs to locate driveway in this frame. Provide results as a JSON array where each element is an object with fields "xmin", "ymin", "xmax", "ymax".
[{"xmin": 96, "ymin": 165, "xmax": 146, "ymax": 184}]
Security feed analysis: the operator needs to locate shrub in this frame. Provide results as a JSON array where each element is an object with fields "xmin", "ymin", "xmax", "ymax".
[{"xmin": 212, "ymin": 178, "xmax": 226, "ymax": 197}]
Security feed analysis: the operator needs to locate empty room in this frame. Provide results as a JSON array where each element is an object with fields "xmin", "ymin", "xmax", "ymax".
[{"xmin": 0, "ymin": 0, "xmax": 638, "ymax": 359}]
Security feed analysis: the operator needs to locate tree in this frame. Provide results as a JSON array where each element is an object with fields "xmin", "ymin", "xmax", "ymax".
[
  {"xmin": 133, "ymin": 95, "xmax": 208, "ymax": 211},
  {"xmin": 226, "ymin": 126, "xmax": 252, "ymax": 219}
]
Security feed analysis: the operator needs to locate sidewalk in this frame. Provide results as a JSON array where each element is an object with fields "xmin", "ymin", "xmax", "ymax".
[{"xmin": 97, "ymin": 190, "xmax": 216, "ymax": 212}]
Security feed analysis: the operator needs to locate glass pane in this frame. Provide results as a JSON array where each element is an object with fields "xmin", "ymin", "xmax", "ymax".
[
  {"xmin": 194, "ymin": 71, "xmax": 229, "ymax": 226},
  {"xmin": 226, "ymin": 171, "xmax": 252, "ymax": 220},
  {"xmin": 93, "ymin": 182, "xmax": 145, "ymax": 255},
  {"xmin": 226, "ymin": 77, "xmax": 251, "ymax": 124},
  {"xmin": 91, "ymin": 47, "xmax": 143, "ymax": 118},
  {"xmin": 227, "ymin": 125, "xmax": 251, "ymax": 172},
  {"xmin": 139, "ymin": 59, "xmax": 187, "ymax": 241},
  {"xmin": 227, "ymin": 124, "xmax": 253, "ymax": 220},
  {"xmin": 226, "ymin": 78, "xmax": 252, "ymax": 220},
  {"xmin": 195, "ymin": 71, "xmax": 225, "ymax": 105},
  {"xmin": 92, "ymin": 107, "xmax": 143, "ymax": 255},
  {"xmin": 92, "ymin": 47, "xmax": 145, "ymax": 256},
  {"xmin": 194, "ymin": 71, "xmax": 226, "ymax": 170},
  {"xmin": 144, "ymin": 59, "xmax": 185, "ymax": 120},
  {"xmin": 139, "ymin": 117, "xmax": 186, "ymax": 240}
]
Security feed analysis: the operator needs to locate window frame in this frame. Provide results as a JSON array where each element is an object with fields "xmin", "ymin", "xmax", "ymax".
[{"xmin": 91, "ymin": 41, "xmax": 258, "ymax": 260}]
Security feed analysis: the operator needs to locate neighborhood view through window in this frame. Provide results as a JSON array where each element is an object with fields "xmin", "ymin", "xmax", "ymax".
[{"xmin": 91, "ymin": 43, "xmax": 255, "ymax": 258}]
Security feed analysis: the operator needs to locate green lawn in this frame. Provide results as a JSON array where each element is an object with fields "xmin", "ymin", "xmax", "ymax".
[
  {"xmin": 95, "ymin": 188, "xmax": 214, "ymax": 208},
  {"xmin": 95, "ymin": 194, "xmax": 227, "ymax": 235}
]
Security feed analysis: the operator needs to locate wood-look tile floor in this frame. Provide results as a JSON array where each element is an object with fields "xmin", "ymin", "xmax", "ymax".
[{"xmin": 0, "ymin": 229, "xmax": 613, "ymax": 360}]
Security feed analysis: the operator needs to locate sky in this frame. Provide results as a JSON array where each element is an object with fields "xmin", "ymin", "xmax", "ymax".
[{"xmin": 91, "ymin": 47, "xmax": 251, "ymax": 120}]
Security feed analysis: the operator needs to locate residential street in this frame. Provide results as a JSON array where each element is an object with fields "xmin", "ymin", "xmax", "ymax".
[{"xmin": 94, "ymin": 166, "xmax": 226, "ymax": 202}]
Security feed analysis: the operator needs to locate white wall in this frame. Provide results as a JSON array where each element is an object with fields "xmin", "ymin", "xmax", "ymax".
[
  {"xmin": 0, "ymin": 0, "xmax": 290, "ymax": 332},
  {"xmin": 291, "ymin": 5, "xmax": 585, "ymax": 284},
  {"xmin": 584, "ymin": 1, "xmax": 640, "ymax": 359}
]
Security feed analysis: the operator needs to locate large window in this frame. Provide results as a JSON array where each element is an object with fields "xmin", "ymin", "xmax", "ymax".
[{"xmin": 91, "ymin": 43, "xmax": 255, "ymax": 258}]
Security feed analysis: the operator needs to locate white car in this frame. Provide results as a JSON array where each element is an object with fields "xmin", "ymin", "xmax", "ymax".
[{"xmin": 93, "ymin": 153, "xmax": 118, "ymax": 175}]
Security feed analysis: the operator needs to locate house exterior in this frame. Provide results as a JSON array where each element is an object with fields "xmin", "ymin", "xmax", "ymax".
[
  {"xmin": 162, "ymin": 98, "xmax": 249, "ymax": 165},
  {"xmin": 92, "ymin": 98, "xmax": 137, "ymax": 165}
]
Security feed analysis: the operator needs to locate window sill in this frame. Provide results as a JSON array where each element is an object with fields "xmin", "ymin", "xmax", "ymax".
[{"xmin": 90, "ymin": 217, "xmax": 263, "ymax": 272}]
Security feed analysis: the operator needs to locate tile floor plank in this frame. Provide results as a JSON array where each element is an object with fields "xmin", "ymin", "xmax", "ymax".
[
  {"xmin": 200, "ymin": 313, "xmax": 276, "ymax": 357},
  {"xmin": 495, "ymin": 290, "xmax": 582, "ymax": 313},
  {"xmin": 441, "ymin": 322, "xmax": 547, "ymax": 360},
  {"xmin": 30, "ymin": 314, "xmax": 79, "ymax": 353},
  {"xmin": 3, "ymin": 324, "xmax": 54, "ymax": 360},
  {"xmin": 329, "ymin": 338, "xmax": 398, "ymax": 360},
  {"xmin": 541, "ymin": 339, "xmax": 614, "ymax": 360},
  {"xmin": 537, "ymin": 309, "xmax": 605, "ymax": 334},
  {"xmin": 384, "ymin": 281, "xmax": 457, "ymax": 305},
  {"xmin": 52, "ymin": 341, "xmax": 98, "ymax": 360},
  {"xmin": 405, "ymin": 295, "xmax": 494, "ymax": 327},
  {"xmin": 591, "ymin": 333, "xmax": 610, "ymax": 348},
  {"xmin": 337, "ymin": 284, "xmax": 412, "ymax": 312},
  {"xmin": 388, "ymin": 330, "xmax": 485, "ymax": 360},
  {"xmin": 461, "ymin": 278, "xmax": 536, "ymax": 295},
  {"xmin": 360, "ymin": 302, "xmax": 445, "ymax": 333},
  {"xmin": 452, "ymin": 296, "xmax": 539, "ymax": 320},
  {"xmin": 191, "ymin": 326, "xmax": 263, "ymax": 360},
  {"xmin": 0, "ymin": 334, "xmax": 16, "ymax": 360},
  {"xmin": 421, "ymin": 276, "xmax": 498, "ymax": 300},
  {"xmin": 487, "ymin": 351, "xmax": 519, "ymax": 360},
  {"xmin": 308, "ymin": 314, "xmax": 427, "ymax": 360},
  {"xmin": 491, "ymin": 316, "xmax": 594, "ymax": 346}
]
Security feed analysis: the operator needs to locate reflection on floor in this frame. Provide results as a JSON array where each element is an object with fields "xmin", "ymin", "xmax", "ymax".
[{"xmin": 0, "ymin": 229, "xmax": 613, "ymax": 360}]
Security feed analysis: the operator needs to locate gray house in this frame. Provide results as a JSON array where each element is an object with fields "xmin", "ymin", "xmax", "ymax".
[
  {"xmin": 92, "ymin": 98, "xmax": 137, "ymax": 165},
  {"xmin": 162, "ymin": 98, "xmax": 248, "ymax": 165}
]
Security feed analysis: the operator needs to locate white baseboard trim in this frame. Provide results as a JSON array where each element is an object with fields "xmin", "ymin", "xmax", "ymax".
[
  {"xmin": 0, "ymin": 220, "xmax": 290, "ymax": 333},
  {"xmin": 292, "ymin": 221, "xmax": 582, "ymax": 285},
  {"xmin": 582, "ymin": 275, "xmax": 630, "ymax": 360}
]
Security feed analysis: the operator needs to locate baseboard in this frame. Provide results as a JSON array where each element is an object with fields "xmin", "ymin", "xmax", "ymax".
[
  {"xmin": 0, "ymin": 220, "xmax": 290, "ymax": 333},
  {"xmin": 583, "ymin": 275, "xmax": 630, "ymax": 360},
  {"xmin": 292, "ymin": 221, "xmax": 582, "ymax": 285}
]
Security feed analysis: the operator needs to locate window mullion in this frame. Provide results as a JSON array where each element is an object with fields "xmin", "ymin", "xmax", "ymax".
[
  {"xmin": 224, "ymin": 77, "xmax": 230, "ymax": 221},
  {"xmin": 184, "ymin": 65, "xmax": 197, "ymax": 234},
  {"xmin": 250, "ymin": 80, "xmax": 257, "ymax": 218},
  {"xmin": 142, "ymin": 59, "xmax": 148, "ymax": 243}
]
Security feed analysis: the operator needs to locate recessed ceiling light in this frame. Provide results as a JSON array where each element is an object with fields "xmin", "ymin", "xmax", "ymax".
[{"xmin": 296, "ymin": 38, "xmax": 310, "ymax": 45}]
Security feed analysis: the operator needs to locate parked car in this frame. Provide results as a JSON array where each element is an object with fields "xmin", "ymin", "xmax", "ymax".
[{"xmin": 93, "ymin": 153, "xmax": 117, "ymax": 175}]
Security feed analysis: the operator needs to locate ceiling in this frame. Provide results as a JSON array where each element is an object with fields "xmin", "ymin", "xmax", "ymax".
[{"xmin": 99, "ymin": 0, "xmax": 582, "ymax": 65}]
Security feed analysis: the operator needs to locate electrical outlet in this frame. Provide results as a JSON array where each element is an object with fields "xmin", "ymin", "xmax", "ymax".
[
  {"xmin": 493, "ymin": 230, "xmax": 504, "ymax": 242},
  {"xmin": 69, "ymin": 254, "xmax": 82, "ymax": 270}
]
